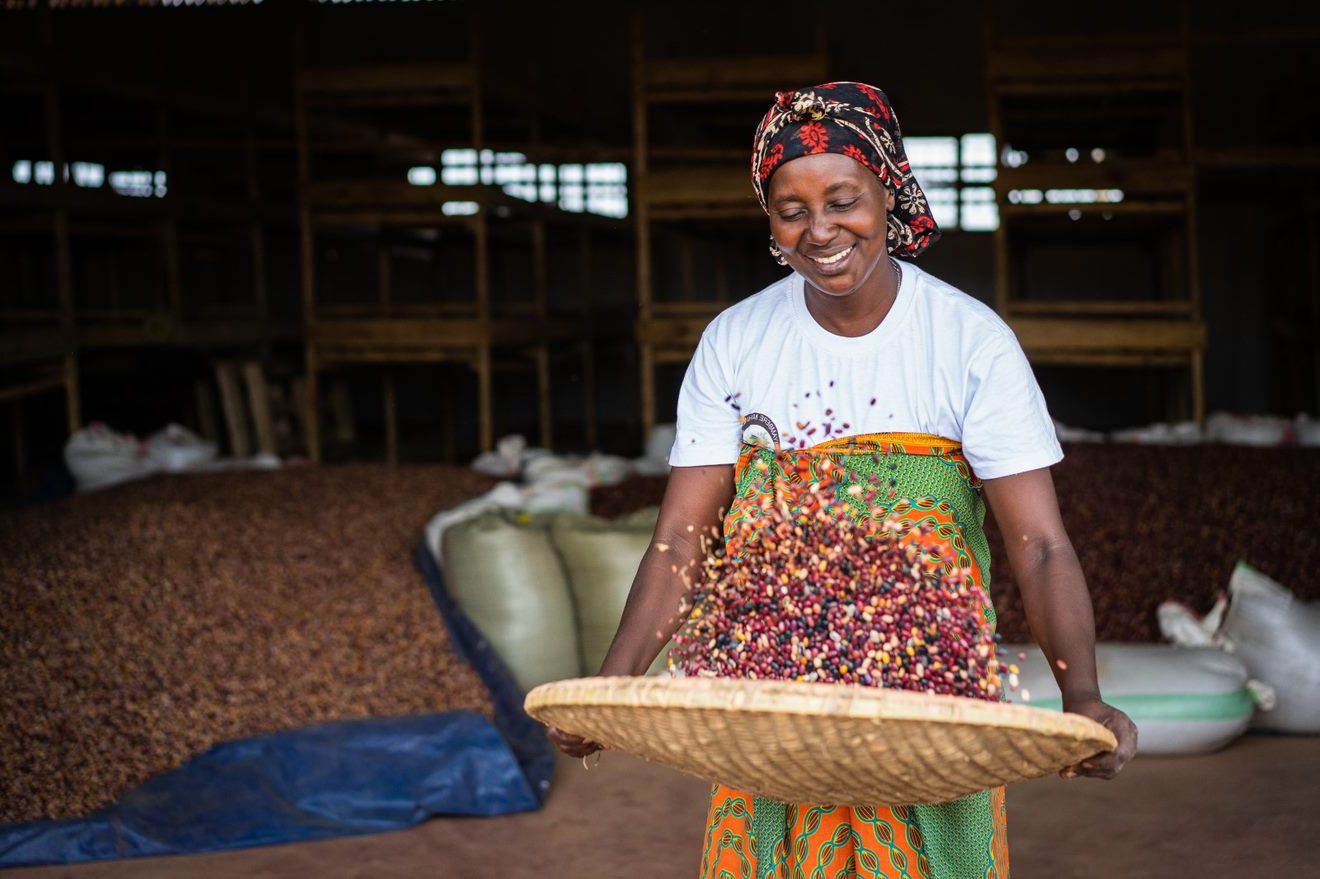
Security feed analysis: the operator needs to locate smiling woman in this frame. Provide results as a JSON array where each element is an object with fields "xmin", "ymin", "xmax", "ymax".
[
  {"xmin": 767, "ymin": 154, "xmax": 900, "ymax": 331},
  {"xmin": 547, "ymin": 82, "xmax": 1137, "ymax": 879}
]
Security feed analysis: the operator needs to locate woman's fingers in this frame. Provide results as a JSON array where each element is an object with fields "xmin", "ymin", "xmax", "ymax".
[
  {"xmin": 1061, "ymin": 700, "xmax": 1138, "ymax": 780},
  {"xmin": 546, "ymin": 725, "xmax": 601, "ymax": 758},
  {"xmin": 1075, "ymin": 750, "xmax": 1121, "ymax": 779}
]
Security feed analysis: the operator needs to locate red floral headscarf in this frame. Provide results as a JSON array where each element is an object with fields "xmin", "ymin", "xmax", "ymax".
[{"xmin": 751, "ymin": 82, "xmax": 939, "ymax": 258}]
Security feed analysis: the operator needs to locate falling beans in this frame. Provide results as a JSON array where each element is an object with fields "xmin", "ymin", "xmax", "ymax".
[{"xmin": 670, "ymin": 491, "xmax": 1004, "ymax": 701}]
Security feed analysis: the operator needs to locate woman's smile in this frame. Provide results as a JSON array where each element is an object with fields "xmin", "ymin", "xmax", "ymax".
[{"xmin": 806, "ymin": 244, "xmax": 855, "ymax": 272}]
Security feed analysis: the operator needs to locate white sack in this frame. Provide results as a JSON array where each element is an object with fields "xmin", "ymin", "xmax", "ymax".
[
  {"xmin": 1205, "ymin": 412, "xmax": 1291, "ymax": 447},
  {"xmin": 1002, "ymin": 643, "xmax": 1259, "ymax": 755},
  {"xmin": 64, "ymin": 423, "xmax": 149, "ymax": 492},
  {"xmin": 1221, "ymin": 563, "xmax": 1320, "ymax": 733},
  {"xmin": 423, "ymin": 480, "xmax": 588, "ymax": 567},
  {"xmin": 143, "ymin": 423, "xmax": 218, "ymax": 471},
  {"xmin": 633, "ymin": 423, "xmax": 677, "ymax": 476},
  {"xmin": 443, "ymin": 511, "xmax": 581, "ymax": 692}
]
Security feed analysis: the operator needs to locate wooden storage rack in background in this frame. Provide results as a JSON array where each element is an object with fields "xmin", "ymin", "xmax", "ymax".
[
  {"xmin": 1, "ymin": 9, "xmax": 294, "ymax": 485},
  {"xmin": 985, "ymin": 28, "xmax": 1207, "ymax": 421},
  {"xmin": 631, "ymin": 14, "xmax": 828, "ymax": 440},
  {"xmin": 295, "ymin": 28, "xmax": 606, "ymax": 463}
]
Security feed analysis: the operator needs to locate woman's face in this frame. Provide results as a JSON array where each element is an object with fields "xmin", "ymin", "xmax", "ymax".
[{"xmin": 767, "ymin": 152, "xmax": 896, "ymax": 299}]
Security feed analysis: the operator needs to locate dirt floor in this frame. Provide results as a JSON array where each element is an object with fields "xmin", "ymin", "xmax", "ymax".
[{"xmin": 7, "ymin": 734, "xmax": 1314, "ymax": 878}]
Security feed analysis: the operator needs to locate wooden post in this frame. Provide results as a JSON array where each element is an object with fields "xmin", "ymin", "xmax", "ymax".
[
  {"xmin": 193, "ymin": 378, "xmax": 220, "ymax": 443},
  {"xmin": 1191, "ymin": 350, "xmax": 1205, "ymax": 426},
  {"xmin": 581, "ymin": 339, "xmax": 598, "ymax": 450},
  {"xmin": 640, "ymin": 341, "xmax": 656, "ymax": 443},
  {"xmin": 378, "ymin": 243, "xmax": 392, "ymax": 313},
  {"xmin": 243, "ymin": 361, "xmax": 277, "ymax": 456},
  {"xmin": 477, "ymin": 344, "xmax": 493, "ymax": 452},
  {"xmin": 1310, "ymin": 215, "xmax": 1320, "ymax": 414},
  {"xmin": 532, "ymin": 219, "xmax": 548, "ymax": 318},
  {"xmin": 632, "ymin": 12, "xmax": 654, "ymax": 443},
  {"xmin": 473, "ymin": 214, "xmax": 490, "ymax": 321},
  {"xmin": 440, "ymin": 369, "xmax": 456, "ymax": 463},
  {"xmin": 1179, "ymin": 2, "xmax": 1204, "ymax": 425},
  {"xmin": 680, "ymin": 237, "xmax": 695, "ymax": 301},
  {"xmin": 156, "ymin": 37, "xmax": 181, "ymax": 321},
  {"xmin": 12, "ymin": 400, "xmax": 26, "ymax": 495},
  {"xmin": 43, "ymin": 17, "xmax": 77, "ymax": 433},
  {"xmin": 383, "ymin": 369, "xmax": 398, "ymax": 468},
  {"xmin": 329, "ymin": 379, "xmax": 356, "ymax": 444},
  {"xmin": 215, "ymin": 361, "xmax": 251, "ymax": 458},
  {"xmin": 63, "ymin": 352, "xmax": 79, "ymax": 435},
  {"xmin": 535, "ymin": 344, "xmax": 552, "ymax": 449},
  {"xmin": 293, "ymin": 30, "xmax": 322, "ymax": 463},
  {"xmin": 245, "ymin": 129, "xmax": 269, "ymax": 326},
  {"xmin": 303, "ymin": 346, "xmax": 320, "ymax": 463}
]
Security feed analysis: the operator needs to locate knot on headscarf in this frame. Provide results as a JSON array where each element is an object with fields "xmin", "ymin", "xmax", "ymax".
[
  {"xmin": 780, "ymin": 89, "xmax": 833, "ymax": 121},
  {"xmin": 751, "ymin": 81, "xmax": 939, "ymax": 258}
]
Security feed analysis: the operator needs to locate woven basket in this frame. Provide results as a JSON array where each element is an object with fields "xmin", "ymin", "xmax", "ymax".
[{"xmin": 526, "ymin": 677, "xmax": 1116, "ymax": 806}]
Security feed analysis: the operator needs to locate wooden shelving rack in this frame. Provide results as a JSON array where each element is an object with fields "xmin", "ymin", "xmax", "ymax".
[
  {"xmin": 295, "ymin": 23, "xmax": 608, "ymax": 463},
  {"xmin": 631, "ymin": 14, "xmax": 828, "ymax": 439},
  {"xmin": 985, "ymin": 22, "xmax": 1207, "ymax": 422},
  {"xmin": 2, "ymin": 7, "xmax": 293, "ymax": 484}
]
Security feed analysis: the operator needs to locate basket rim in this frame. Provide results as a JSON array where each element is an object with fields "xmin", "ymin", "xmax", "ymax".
[{"xmin": 526, "ymin": 676, "xmax": 1117, "ymax": 749}]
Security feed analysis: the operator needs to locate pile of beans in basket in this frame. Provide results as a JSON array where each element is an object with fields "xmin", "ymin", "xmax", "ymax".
[{"xmin": 671, "ymin": 491, "xmax": 1005, "ymax": 700}]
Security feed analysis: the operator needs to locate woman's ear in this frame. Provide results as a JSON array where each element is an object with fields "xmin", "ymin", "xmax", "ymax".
[{"xmin": 885, "ymin": 188, "xmax": 896, "ymax": 211}]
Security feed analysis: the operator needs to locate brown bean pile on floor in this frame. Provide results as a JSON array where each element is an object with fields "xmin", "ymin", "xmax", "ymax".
[
  {"xmin": 590, "ymin": 444, "xmax": 1320, "ymax": 643},
  {"xmin": 1, "ymin": 466, "xmax": 496, "ymax": 825}
]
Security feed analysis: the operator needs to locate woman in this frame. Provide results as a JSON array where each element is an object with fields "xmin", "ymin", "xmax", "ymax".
[{"xmin": 550, "ymin": 82, "xmax": 1137, "ymax": 879}]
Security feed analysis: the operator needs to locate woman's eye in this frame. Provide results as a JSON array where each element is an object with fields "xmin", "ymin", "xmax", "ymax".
[
  {"xmin": 779, "ymin": 210, "xmax": 807, "ymax": 221},
  {"xmin": 831, "ymin": 199, "xmax": 859, "ymax": 211}
]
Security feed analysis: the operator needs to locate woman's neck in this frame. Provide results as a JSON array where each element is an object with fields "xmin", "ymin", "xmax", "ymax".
[{"xmin": 803, "ymin": 259, "xmax": 900, "ymax": 338}]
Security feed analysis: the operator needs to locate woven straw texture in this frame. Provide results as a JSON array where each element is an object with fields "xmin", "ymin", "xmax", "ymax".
[{"xmin": 527, "ymin": 677, "xmax": 1117, "ymax": 806}]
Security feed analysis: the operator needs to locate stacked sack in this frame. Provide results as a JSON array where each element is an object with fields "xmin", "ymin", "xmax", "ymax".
[
  {"xmin": 1158, "ymin": 563, "xmax": 1320, "ymax": 735},
  {"xmin": 1003, "ymin": 562, "xmax": 1320, "ymax": 755},
  {"xmin": 441, "ymin": 507, "xmax": 668, "ymax": 693}
]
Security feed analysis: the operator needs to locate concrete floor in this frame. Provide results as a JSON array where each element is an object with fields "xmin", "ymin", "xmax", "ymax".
[{"xmin": 6, "ymin": 735, "xmax": 1315, "ymax": 878}]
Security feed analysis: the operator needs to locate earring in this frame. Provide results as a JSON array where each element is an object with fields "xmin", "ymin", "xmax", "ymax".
[{"xmin": 768, "ymin": 236, "xmax": 788, "ymax": 266}]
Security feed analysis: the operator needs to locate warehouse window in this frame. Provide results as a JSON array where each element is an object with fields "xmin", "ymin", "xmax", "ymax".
[
  {"xmin": 11, "ymin": 160, "xmax": 164, "ymax": 198},
  {"xmin": 411, "ymin": 150, "xmax": 628, "ymax": 219},
  {"xmin": 903, "ymin": 133, "xmax": 998, "ymax": 232}
]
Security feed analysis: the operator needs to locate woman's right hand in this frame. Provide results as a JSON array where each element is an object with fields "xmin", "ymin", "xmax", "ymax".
[{"xmin": 547, "ymin": 725, "xmax": 601, "ymax": 758}]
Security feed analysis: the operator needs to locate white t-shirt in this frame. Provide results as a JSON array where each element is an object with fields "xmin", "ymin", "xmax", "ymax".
[{"xmin": 668, "ymin": 262, "xmax": 1062, "ymax": 480}]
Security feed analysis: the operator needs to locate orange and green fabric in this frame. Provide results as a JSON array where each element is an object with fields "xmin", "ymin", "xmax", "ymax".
[{"xmin": 697, "ymin": 433, "xmax": 1009, "ymax": 879}]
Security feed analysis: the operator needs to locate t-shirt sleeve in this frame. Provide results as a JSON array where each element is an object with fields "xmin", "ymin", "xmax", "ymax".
[
  {"xmin": 959, "ymin": 330, "xmax": 1063, "ymax": 479},
  {"xmin": 667, "ymin": 326, "xmax": 743, "ymax": 467}
]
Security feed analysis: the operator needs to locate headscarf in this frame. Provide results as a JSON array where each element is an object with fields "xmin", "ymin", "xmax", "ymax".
[{"xmin": 751, "ymin": 82, "xmax": 939, "ymax": 258}]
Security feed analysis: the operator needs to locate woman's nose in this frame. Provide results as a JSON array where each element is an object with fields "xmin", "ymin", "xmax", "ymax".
[{"xmin": 805, "ymin": 210, "xmax": 837, "ymax": 244}]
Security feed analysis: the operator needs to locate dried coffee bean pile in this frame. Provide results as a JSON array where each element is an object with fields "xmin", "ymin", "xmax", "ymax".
[
  {"xmin": 595, "ymin": 444, "xmax": 1320, "ymax": 642},
  {"xmin": 672, "ymin": 496, "xmax": 1002, "ymax": 699},
  {"xmin": 1, "ymin": 465, "xmax": 496, "ymax": 824},
  {"xmin": 987, "ymin": 443, "xmax": 1320, "ymax": 642}
]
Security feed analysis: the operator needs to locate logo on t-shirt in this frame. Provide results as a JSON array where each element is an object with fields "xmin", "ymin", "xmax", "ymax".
[{"xmin": 740, "ymin": 413, "xmax": 780, "ymax": 450}]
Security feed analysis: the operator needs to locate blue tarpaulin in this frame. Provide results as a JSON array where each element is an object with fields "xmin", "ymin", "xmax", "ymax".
[{"xmin": 0, "ymin": 540, "xmax": 553, "ymax": 868}]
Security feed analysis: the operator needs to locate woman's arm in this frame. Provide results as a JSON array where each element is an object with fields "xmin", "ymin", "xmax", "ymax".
[
  {"xmin": 981, "ymin": 468, "xmax": 1138, "ymax": 779},
  {"xmin": 596, "ymin": 463, "xmax": 735, "ymax": 676},
  {"xmin": 548, "ymin": 463, "xmax": 735, "ymax": 757}
]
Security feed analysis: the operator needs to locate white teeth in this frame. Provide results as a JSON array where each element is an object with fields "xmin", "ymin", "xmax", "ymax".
[{"xmin": 811, "ymin": 246, "xmax": 853, "ymax": 265}]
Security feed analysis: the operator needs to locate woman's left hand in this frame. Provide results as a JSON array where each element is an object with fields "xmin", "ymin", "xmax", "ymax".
[{"xmin": 1060, "ymin": 699, "xmax": 1138, "ymax": 780}]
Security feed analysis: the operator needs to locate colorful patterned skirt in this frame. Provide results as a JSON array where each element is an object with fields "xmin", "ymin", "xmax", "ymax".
[{"xmin": 696, "ymin": 433, "xmax": 1010, "ymax": 879}]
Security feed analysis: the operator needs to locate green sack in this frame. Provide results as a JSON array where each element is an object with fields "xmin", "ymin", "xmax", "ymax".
[
  {"xmin": 550, "ymin": 507, "xmax": 670, "ymax": 676},
  {"xmin": 443, "ymin": 510, "xmax": 581, "ymax": 692}
]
